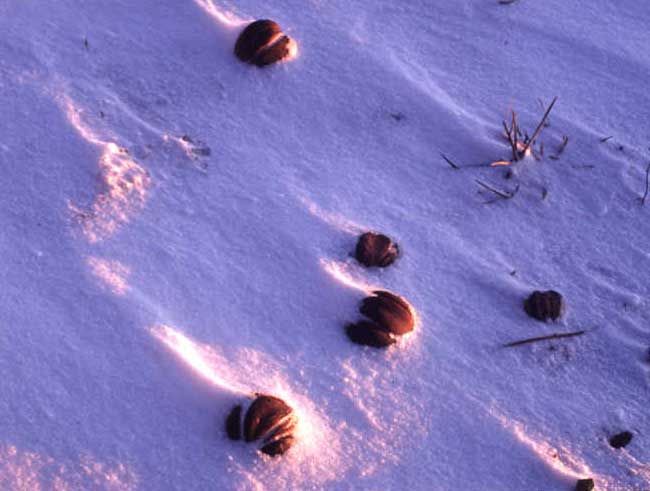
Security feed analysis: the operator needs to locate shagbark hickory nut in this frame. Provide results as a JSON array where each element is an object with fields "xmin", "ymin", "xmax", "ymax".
[
  {"xmin": 360, "ymin": 290, "xmax": 415, "ymax": 335},
  {"xmin": 523, "ymin": 290, "xmax": 565, "ymax": 321},
  {"xmin": 355, "ymin": 232, "xmax": 399, "ymax": 268},
  {"xmin": 225, "ymin": 404, "xmax": 243, "ymax": 440},
  {"xmin": 609, "ymin": 431, "xmax": 633, "ymax": 449},
  {"xmin": 225, "ymin": 394, "xmax": 297, "ymax": 457},
  {"xmin": 234, "ymin": 19, "xmax": 296, "ymax": 67},
  {"xmin": 346, "ymin": 320, "xmax": 397, "ymax": 348},
  {"xmin": 575, "ymin": 479, "xmax": 595, "ymax": 491}
]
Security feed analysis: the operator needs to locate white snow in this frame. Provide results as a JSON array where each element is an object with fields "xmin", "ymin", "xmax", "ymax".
[{"xmin": 1, "ymin": 1, "xmax": 650, "ymax": 490}]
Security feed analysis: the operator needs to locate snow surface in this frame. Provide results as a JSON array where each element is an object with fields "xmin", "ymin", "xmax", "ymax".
[{"xmin": 1, "ymin": 0, "xmax": 650, "ymax": 490}]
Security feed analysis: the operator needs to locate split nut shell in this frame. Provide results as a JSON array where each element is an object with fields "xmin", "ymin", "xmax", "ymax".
[
  {"xmin": 575, "ymin": 479, "xmax": 595, "ymax": 491},
  {"xmin": 234, "ymin": 19, "xmax": 295, "ymax": 67},
  {"xmin": 523, "ymin": 290, "xmax": 565, "ymax": 322},
  {"xmin": 346, "ymin": 290, "xmax": 415, "ymax": 348},
  {"xmin": 609, "ymin": 431, "xmax": 633, "ymax": 449},
  {"xmin": 355, "ymin": 232, "xmax": 399, "ymax": 268},
  {"xmin": 346, "ymin": 321, "xmax": 397, "ymax": 348},
  {"xmin": 225, "ymin": 394, "xmax": 297, "ymax": 456},
  {"xmin": 360, "ymin": 290, "xmax": 415, "ymax": 335}
]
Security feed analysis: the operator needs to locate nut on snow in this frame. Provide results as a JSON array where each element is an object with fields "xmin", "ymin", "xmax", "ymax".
[
  {"xmin": 355, "ymin": 232, "xmax": 399, "ymax": 268},
  {"xmin": 361, "ymin": 290, "xmax": 415, "ymax": 335},
  {"xmin": 575, "ymin": 478, "xmax": 595, "ymax": 491},
  {"xmin": 523, "ymin": 290, "xmax": 565, "ymax": 322},
  {"xmin": 234, "ymin": 19, "xmax": 296, "ymax": 67},
  {"xmin": 225, "ymin": 394, "xmax": 297, "ymax": 456},
  {"xmin": 346, "ymin": 320, "xmax": 397, "ymax": 348},
  {"xmin": 609, "ymin": 430, "xmax": 633, "ymax": 449},
  {"xmin": 347, "ymin": 290, "xmax": 415, "ymax": 348}
]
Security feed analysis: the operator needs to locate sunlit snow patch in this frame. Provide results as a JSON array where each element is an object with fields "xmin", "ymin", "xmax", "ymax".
[
  {"xmin": 192, "ymin": 0, "xmax": 249, "ymax": 28},
  {"xmin": 86, "ymin": 256, "xmax": 131, "ymax": 295},
  {"xmin": 489, "ymin": 406, "xmax": 606, "ymax": 487},
  {"xmin": 150, "ymin": 325, "xmax": 345, "ymax": 489},
  {"xmin": 151, "ymin": 324, "xmax": 249, "ymax": 395},
  {"xmin": 300, "ymin": 195, "xmax": 366, "ymax": 235},
  {"xmin": 320, "ymin": 259, "xmax": 375, "ymax": 294},
  {"xmin": 61, "ymin": 95, "xmax": 151, "ymax": 243},
  {"xmin": 0, "ymin": 444, "xmax": 138, "ymax": 491}
]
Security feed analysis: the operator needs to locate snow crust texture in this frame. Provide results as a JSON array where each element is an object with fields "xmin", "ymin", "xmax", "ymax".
[{"xmin": 1, "ymin": 1, "xmax": 650, "ymax": 490}]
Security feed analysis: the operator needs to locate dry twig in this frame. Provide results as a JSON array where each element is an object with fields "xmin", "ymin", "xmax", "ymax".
[
  {"xmin": 549, "ymin": 135, "xmax": 569, "ymax": 160},
  {"xmin": 441, "ymin": 153, "xmax": 460, "ymax": 170},
  {"xmin": 503, "ymin": 330, "xmax": 586, "ymax": 348},
  {"xmin": 476, "ymin": 179, "xmax": 519, "ymax": 202},
  {"xmin": 522, "ymin": 96, "xmax": 558, "ymax": 156}
]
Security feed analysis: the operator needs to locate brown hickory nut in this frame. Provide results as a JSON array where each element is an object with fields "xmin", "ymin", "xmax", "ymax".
[
  {"xmin": 575, "ymin": 479, "xmax": 595, "ymax": 491},
  {"xmin": 346, "ymin": 320, "xmax": 397, "ymax": 348},
  {"xmin": 361, "ymin": 290, "xmax": 415, "ymax": 335},
  {"xmin": 346, "ymin": 291, "xmax": 415, "ymax": 348},
  {"xmin": 234, "ymin": 19, "xmax": 296, "ymax": 67},
  {"xmin": 225, "ymin": 394, "xmax": 297, "ymax": 457},
  {"xmin": 355, "ymin": 232, "xmax": 399, "ymax": 268},
  {"xmin": 609, "ymin": 431, "xmax": 633, "ymax": 449},
  {"xmin": 523, "ymin": 290, "xmax": 565, "ymax": 321}
]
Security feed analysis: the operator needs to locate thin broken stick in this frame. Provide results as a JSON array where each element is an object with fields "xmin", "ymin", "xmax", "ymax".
[
  {"xmin": 522, "ymin": 96, "xmax": 558, "ymax": 156},
  {"xmin": 476, "ymin": 179, "xmax": 518, "ymax": 200},
  {"xmin": 503, "ymin": 330, "xmax": 586, "ymax": 348},
  {"xmin": 503, "ymin": 114, "xmax": 520, "ymax": 161},
  {"xmin": 441, "ymin": 153, "xmax": 460, "ymax": 169}
]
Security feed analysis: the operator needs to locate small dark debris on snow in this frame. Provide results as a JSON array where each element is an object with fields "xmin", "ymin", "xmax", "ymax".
[
  {"xmin": 609, "ymin": 431, "xmax": 633, "ymax": 449},
  {"xmin": 225, "ymin": 394, "xmax": 297, "ymax": 456},
  {"xmin": 389, "ymin": 112, "xmax": 405, "ymax": 122},
  {"xmin": 355, "ymin": 232, "xmax": 399, "ymax": 268},
  {"xmin": 524, "ymin": 290, "xmax": 565, "ymax": 322},
  {"xmin": 575, "ymin": 478, "xmax": 595, "ymax": 491},
  {"xmin": 234, "ymin": 19, "xmax": 295, "ymax": 67}
]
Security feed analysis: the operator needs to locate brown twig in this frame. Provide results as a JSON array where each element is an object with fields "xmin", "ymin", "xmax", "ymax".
[
  {"xmin": 476, "ymin": 180, "xmax": 519, "ymax": 201},
  {"xmin": 512, "ymin": 111, "xmax": 519, "ymax": 159},
  {"xmin": 503, "ymin": 330, "xmax": 586, "ymax": 348},
  {"xmin": 555, "ymin": 135, "xmax": 569, "ymax": 157},
  {"xmin": 600, "ymin": 136, "xmax": 613, "ymax": 143},
  {"xmin": 503, "ymin": 120, "xmax": 518, "ymax": 162},
  {"xmin": 641, "ymin": 163, "xmax": 650, "ymax": 206},
  {"xmin": 441, "ymin": 153, "xmax": 460, "ymax": 170},
  {"xmin": 522, "ymin": 96, "xmax": 558, "ymax": 156}
]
